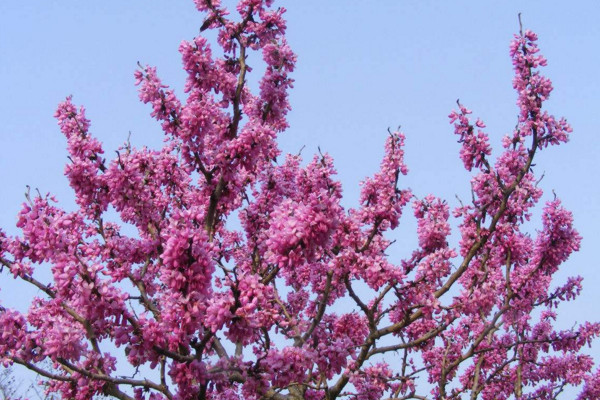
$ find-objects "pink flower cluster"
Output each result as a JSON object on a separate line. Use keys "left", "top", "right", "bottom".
{"left": 349, "top": 363, "right": 393, "bottom": 400}
{"left": 356, "top": 132, "right": 410, "bottom": 230}
{"left": 509, "top": 29, "right": 572, "bottom": 149}
{"left": 55, "top": 97, "right": 107, "bottom": 216}
{"left": 449, "top": 105, "right": 492, "bottom": 171}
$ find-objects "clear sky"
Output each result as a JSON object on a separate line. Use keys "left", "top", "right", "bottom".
{"left": 1, "top": 0, "right": 599, "bottom": 396}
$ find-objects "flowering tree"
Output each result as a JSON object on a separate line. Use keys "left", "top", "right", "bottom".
{"left": 0, "top": 1, "right": 598, "bottom": 399}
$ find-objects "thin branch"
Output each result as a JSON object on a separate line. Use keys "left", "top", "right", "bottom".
{"left": 302, "top": 271, "right": 333, "bottom": 343}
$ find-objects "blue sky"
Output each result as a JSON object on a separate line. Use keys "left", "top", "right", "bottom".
{"left": 1, "top": 0, "right": 599, "bottom": 395}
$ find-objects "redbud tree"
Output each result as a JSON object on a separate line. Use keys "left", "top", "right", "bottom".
{"left": 0, "top": 1, "right": 598, "bottom": 399}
